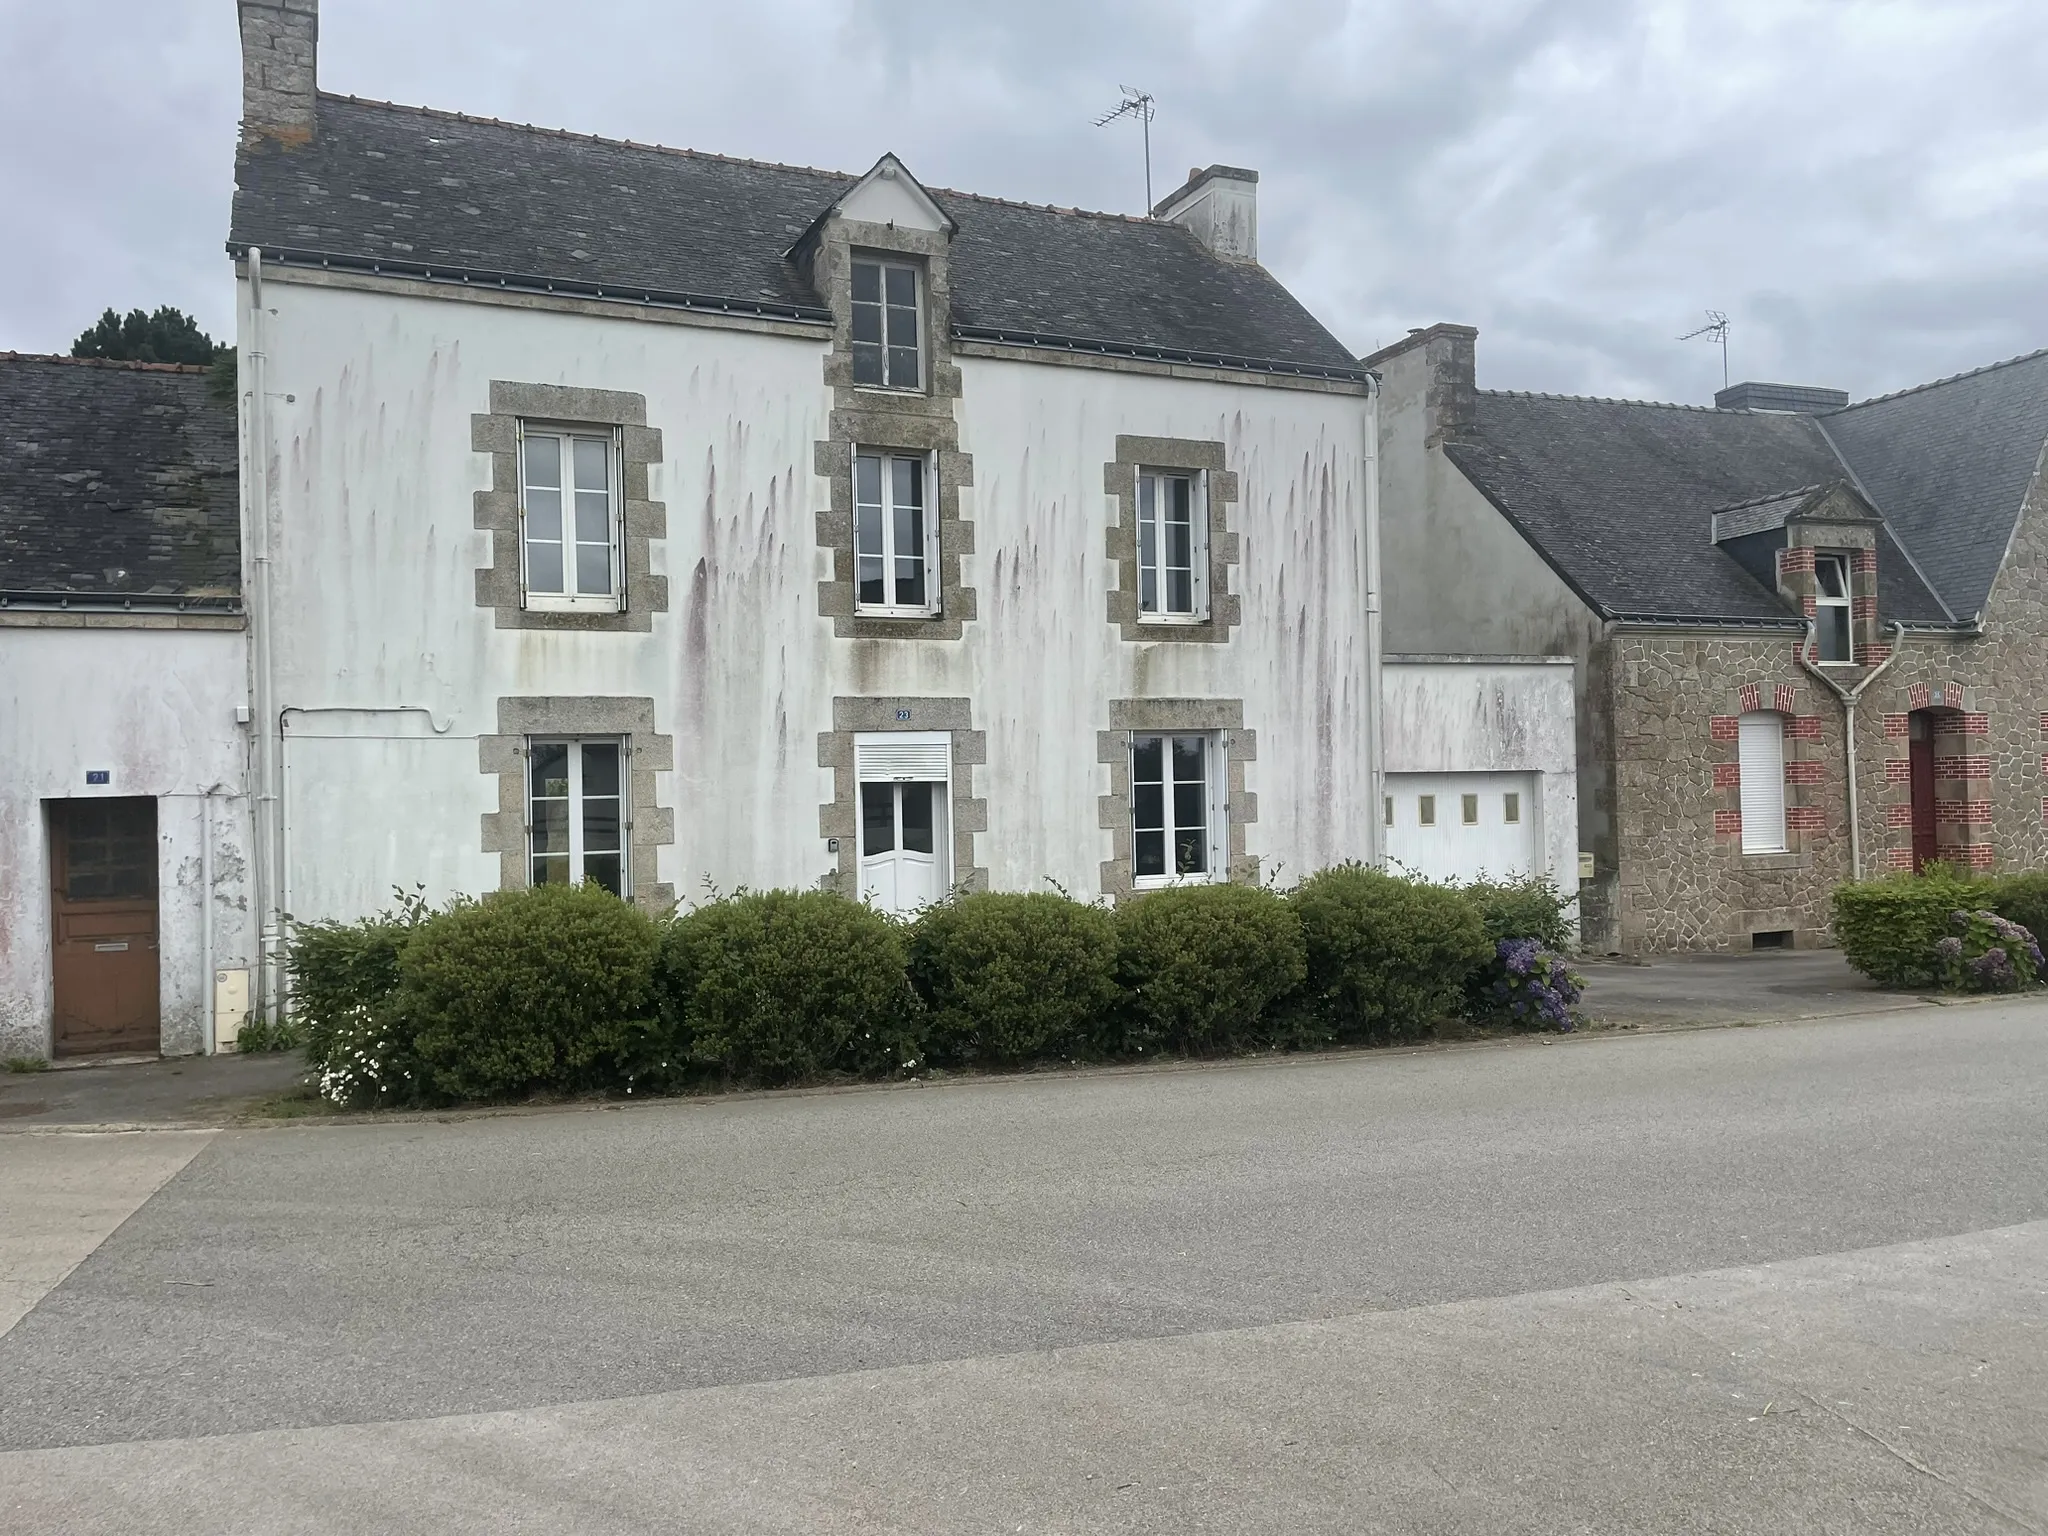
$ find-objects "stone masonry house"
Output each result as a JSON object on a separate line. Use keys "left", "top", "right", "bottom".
{"left": 1371, "top": 323, "right": 2048, "bottom": 953}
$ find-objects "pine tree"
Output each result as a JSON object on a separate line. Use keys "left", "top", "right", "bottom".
{"left": 71, "top": 306, "right": 223, "bottom": 367}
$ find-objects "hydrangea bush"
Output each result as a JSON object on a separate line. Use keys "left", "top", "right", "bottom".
{"left": 1934, "top": 909, "right": 2043, "bottom": 993}
{"left": 1475, "top": 937, "right": 1584, "bottom": 1032}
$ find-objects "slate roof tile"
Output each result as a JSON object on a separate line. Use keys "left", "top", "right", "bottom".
{"left": 0, "top": 355, "right": 240, "bottom": 602}
{"left": 229, "top": 96, "right": 1362, "bottom": 377}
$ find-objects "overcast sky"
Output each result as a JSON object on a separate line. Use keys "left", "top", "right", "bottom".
{"left": 4, "top": 0, "right": 2043, "bottom": 402}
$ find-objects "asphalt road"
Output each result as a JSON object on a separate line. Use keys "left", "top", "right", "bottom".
{"left": 4, "top": 1001, "right": 2046, "bottom": 1532}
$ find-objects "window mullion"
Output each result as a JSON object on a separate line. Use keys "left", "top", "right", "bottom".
{"left": 566, "top": 740, "right": 585, "bottom": 883}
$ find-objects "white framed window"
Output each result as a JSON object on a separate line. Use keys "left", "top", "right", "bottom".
{"left": 1460, "top": 793, "right": 1480, "bottom": 825}
{"left": 854, "top": 732, "right": 951, "bottom": 914}
{"left": 1137, "top": 470, "right": 1209, "bottom": 620}
{"left": 854, "top": 449, "right": 939, "bottom": 616}
{"left": 1417, "top": 794, "right": 1436, "bottom": 827}
{"left": 1131, "top": 731, "right": 1225, "bottom": 886}
{"left": 519, "top": 423, "right": 623, "bottom": 612}
{"left": 528, "top": 738, "right": 626, "bottom": 897}
{"left": 1814, "top": 552, "right": 1853, "bottom": 663}
{"left": 1503, "top": 791, "right": 1521, "bottom": 825}
{"left": 851, "top": 258, "right": 922, "bottom": 390}
{"left": 1738, "top": 712, "right": 1787, "bottom": 854}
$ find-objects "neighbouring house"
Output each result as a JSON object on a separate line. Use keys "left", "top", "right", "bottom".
{"left": 0, "top": 354, "right": 255, "bottom": 1060}
{"left": 1371, "top": 322, "right": 2048, "bottom": 953}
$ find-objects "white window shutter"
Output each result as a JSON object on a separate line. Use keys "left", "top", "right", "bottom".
{"left": 1193, "top": 472, "right": 1211, "bottom": 618}
{"left": 514, "top": 419, "right": 530, "bottom": 611}
{"left": 613, "top": 427, "right": 628, "bottom": 613}
{"left": 1738, "top": 713, "right": 1787, "bottom": 853}
{"left": 855, "top": 733, "right": 951, "bottom": 782}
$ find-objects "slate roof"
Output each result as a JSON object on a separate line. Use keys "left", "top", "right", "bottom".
{"left": 1441, "top": 352, "right": 2048, "bottom": 628}
{"left": 0, "top": 355, "right": 240, "bottom": 607}
{"left": 228, "top": 95, "right": 1364, "bottom": 378}
{"left": 1819, "top": 349, "right": 2048, "bottom": 619}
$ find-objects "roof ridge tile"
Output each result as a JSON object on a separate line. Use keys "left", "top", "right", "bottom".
{"left": 1832, "top": 345, "right": 2048, "bottom": 412}
{"left": 0, "top": 351, "right": 210, "bottom": 375}
{"left": 1480, "top": 388, "right": 1733, "bottom": 413}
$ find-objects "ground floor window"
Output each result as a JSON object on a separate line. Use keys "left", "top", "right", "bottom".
{"left": 1737, "top": 712, "right": 1787, "bottom": 854}
{"left": 1132, "top": 732, "right": 1223, "bottom": 886}
{"left": 529, "top": 738, "right": 625, "bottom": 896}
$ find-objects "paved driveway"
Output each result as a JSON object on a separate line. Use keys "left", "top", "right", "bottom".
{"left": 1577, "top": 946, "right": 1919, "bottom": 1026}
{"left": 3, "top": 1001, "right": 2045, "bottom": 1533}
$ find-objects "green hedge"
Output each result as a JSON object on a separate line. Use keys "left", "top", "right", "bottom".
{"left": 404, "top": 883, "right": 661, "bottom": 1101}
{"left": 1291, "top": 864, "right": 1491, "bottom": 1041}
{"left": 287, "top": 888, "right": 428, "bottom": 1070}
{"left": 1832, "top": 870, "right": 1995, "bottom": 988}
{"left": 656, "top": 890, "right": 917, "bottom": 1083}
{"left": 1461, "top": 874, "right": 1576, "bottom": 950}
{"left": 909, "top": 892, "right": 1118, "bottom": 1065}
{"left": 1990, "top": 872, "right": 2048, "bottom": 950}
{"left": 1112, "top": 883, "right": 1305, "bottom": 1054}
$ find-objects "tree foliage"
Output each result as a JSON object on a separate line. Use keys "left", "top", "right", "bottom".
{"left": 71, "top": 306, "right": 223, "bottom": 366}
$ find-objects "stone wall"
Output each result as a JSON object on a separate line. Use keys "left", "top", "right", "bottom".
{"left": 1605, "top": 448, "right": 2048, "bottom": 951}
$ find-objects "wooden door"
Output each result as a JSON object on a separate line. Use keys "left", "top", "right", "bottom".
{"left": 50, "top": 797, "right": 160, "bottom": 1057}
{"left": 1909, "top": 716, "right": 1938, "bottom": 873}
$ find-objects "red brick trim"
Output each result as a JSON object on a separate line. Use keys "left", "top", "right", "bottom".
{"left": 1713, "top": 809, "right": 1742, "bottom": 836}
{"left": 1908, "top": 683, "right": 1932, "bottom": 710}
{"left": 1958, "top": 844, "right": 1995, "bottom": 870}
{"left": 1788, "top": 715, "right": 1823, "bottom": 741}
{"left": 1860, "top": 644, "right": 1892, "bottom": 666}
{"left": 1785, "top": 760, "right": 1823, "bottom": 784}
{"left": 1851, "top": 548, "right": 1879, "bottom": 574}
{"left": 1936, "top": 799, "right": 1992, "bottom": 824}
{"left": 1960, "top": 713, "right": 1989, "bottom": 735}
{"left": 1737, "top": 682, "right": 1762, "bottom": 713}
{"left": 1885, "top": 803, "right": 1914, "bottom": 827}
{"left": 1710, "top": 715, "right": 1739, "bottom": 742}
{"left": 1885, "top": 758, "right": 1912, "bottom": 783}
{"left": 1773, "top": 682, "right": 1796, "bottom": 714}
{"left": 1881, "top": 712, "right": 1909, "bottom": 738}
{"left": 1712, "top": 762, "right": 1741, "bottom": 788}
{"left": 1786, "top": 806, "right": 1825, "bottom": 831}
{"left": 1886, "top": 848, "right": 1915, "bottom": 870}
{"left": 1934, "top": 755, "right": 1992, "bottom": 780}
{"left": 1778, "top": 547, "right": 1815, "bottom": 576}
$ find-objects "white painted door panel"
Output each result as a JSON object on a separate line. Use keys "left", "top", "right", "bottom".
{"left": 1385, "top": 772, "right": 1538, "bottom": 885}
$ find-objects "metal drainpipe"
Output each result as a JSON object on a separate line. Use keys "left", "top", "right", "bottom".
{"left": 1799, "top": 618, "right": 1905, "bottom": 882}
{"left": 200, "top": 788, "right": 214, "bottom": 1055}
{"left": 246, "top": 248, "right": 282, "bottom": 1022}
{"left": 1363, "top": 372, "right": 1386, "bottom": 868}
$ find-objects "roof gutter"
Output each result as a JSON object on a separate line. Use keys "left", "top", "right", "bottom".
{"left": 0, "top": 591, "right": 241, "bottom": 613}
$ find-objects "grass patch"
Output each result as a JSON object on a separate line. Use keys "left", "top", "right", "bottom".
{"left": 3, "top": 1056, "right": 50, "bottom": 1074}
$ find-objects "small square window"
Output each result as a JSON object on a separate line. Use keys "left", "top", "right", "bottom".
{"left": 1461, "top": 793, "right": 1479, "bottom": 825}
{"left": 1417, "top": 794, "right": 1436, "bottom": 827}
{"left": 1132, "top": 731, "right": 1223, "bottom": 887}
{"left": 853, "top": 449, "right": 939, "bottom": 617}
{"left": 519, "top": 425, "right": 622, "bottom": 612}
{"left": 1136, "top": 470, "right": 1209, "bottom": 622}
{"left": 851, "top": 258, "right": 923, "bottom": 391}
{"left": 1503, "top": 792, "right": 1521, "bottom": 825}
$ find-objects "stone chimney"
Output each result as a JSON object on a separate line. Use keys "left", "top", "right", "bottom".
{"left": 1713, "top": 381, "right": 1849, "bottom": 414}
{"left": 238, "top": 0, "right": 318, "bottom": 146}
{"left": 1153, "top": 165, "right": 1258, "bottom": 263}
{"left": 1362, "top": 323, "right": 1479, "bottom": 446}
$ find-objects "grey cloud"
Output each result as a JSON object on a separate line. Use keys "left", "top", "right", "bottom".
{"left": 1, "top": 0, "right": 2041, "bottom": 406}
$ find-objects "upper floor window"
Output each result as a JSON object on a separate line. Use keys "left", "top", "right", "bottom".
{"left": 1132, "top": 731, "right": 1225, "bottom": 887}
{"left": 854, "top": 449, "right": 939, "bottom": 617}
{"left": 851, "top": 259, "right": 922, "bottom": 390}
{"left": 529, "top": 738, "right": 625, "bottom": 896}
{"left": 1814, "top": 552, "right": 1853, "bottom": 663}
{"left": 1137, "top": 470, "right": 1209, "bottom": 620}
{"left": 520, "top": 424, "right": 622, "bottom": 611}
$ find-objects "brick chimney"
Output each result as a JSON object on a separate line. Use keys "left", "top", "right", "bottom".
{"left": 1153, "top": 165, "right": 1258, "bottom": 263}
{"left": 238, "top": 0, "right": 318, "bottom": 147}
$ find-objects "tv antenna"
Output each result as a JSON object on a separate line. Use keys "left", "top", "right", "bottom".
{"left": 1679, "top": 309, "right": 1730, "bottom": 389}
{"left": 1093, "top": 86, "right": 1156, "bottom": 211}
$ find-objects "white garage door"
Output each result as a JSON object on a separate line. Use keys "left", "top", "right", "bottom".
{"left": 1385, "top": 772, "right": 1539, "bottom": 886}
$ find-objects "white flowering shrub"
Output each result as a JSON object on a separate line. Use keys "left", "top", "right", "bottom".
{"left": 313, "top": 1003, "right": 420, "bottom": 1109}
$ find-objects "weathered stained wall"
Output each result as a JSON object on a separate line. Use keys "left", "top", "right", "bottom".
{"left": 0, "top": 626, "right": 253, "bottom": 1058}
{"left": 1372, "top": 335, "right": 1613, "bottom": 938}
{"left": 1383, "top": 657, "right": 1578, "bottom": 896}
{"left": 250, "top": 274, "right": 1377, "bottom": 922}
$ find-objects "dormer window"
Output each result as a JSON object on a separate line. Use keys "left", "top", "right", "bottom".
{"left": 1815, "top": 552, "right": 1853, "bottom": 663}
{"left": 851, "top": 258, "right": 922, "bottom": 390}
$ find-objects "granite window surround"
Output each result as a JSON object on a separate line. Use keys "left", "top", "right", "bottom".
{"left": 818, "top": 696, "right": 988, "bottom": 896}
{"left": 473, "top": 381, "right": 668, "bottom": 632}
{"left": 480, "top": 695, "right": 676, "bottom": 911}
{"left": 1097, "top": 697, "right": 1258, "bottom": 899}
{"left": 810, "top": 221, "right": 976, "bottom": 641}
{"left": 1106, "top": 435, "right": 1241, "bottom": 643}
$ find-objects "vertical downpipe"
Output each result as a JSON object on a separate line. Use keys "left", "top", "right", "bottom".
{"left": 201, "top": 790, "right": 214, "bottom": 1054}
{"left": 246, "top": 248, "right": 282, "bottom": 1022}
{"left": 1363, "top": 374, "right": 1386, "bottom": 868}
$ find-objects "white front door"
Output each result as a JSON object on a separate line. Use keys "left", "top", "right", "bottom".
{"left": 859, "top": 780, "right": 948, "bottom": 913}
